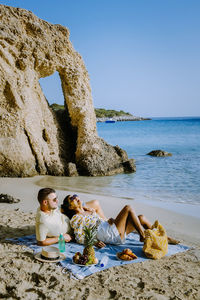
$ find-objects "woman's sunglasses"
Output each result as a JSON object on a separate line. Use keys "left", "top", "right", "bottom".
{"left": 70, "top": 194, "right": 78, "bottom": 200}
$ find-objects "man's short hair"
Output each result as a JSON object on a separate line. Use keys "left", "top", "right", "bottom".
{"left": 37, "top": 188, "right": 56, "bottom": 204}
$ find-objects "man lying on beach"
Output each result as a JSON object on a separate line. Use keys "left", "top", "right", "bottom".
{"left": 35, "top": 188, "right": 72, "bottom": 246}
{"left": 61, "top": 194, "right": 180, "bottom": 246}
{"left": 35, "top": 188, "right": 107, "bottom": 246}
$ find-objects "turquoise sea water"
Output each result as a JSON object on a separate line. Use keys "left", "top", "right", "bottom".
{"left": 96, "top": 117, "right": 200, "bottom": 206}
{"left": 40, "top": 117, "right": 200, "bottom": 209}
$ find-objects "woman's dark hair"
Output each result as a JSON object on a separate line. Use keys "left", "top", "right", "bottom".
{"left": 61, "top": 195, "right": 76, "bottom": 219}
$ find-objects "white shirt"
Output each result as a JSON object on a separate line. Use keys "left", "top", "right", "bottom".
{"left": 35, "top": 207, "right": 71, "bottom": 241}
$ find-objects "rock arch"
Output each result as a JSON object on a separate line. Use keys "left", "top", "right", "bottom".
{"left": 0, "top": 4, "right": 136, "bottom": 176}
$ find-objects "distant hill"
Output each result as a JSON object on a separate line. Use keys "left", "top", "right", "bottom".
{"left": 50, "top": 103, "right": 133, "bottom": 118}
{"left": 50, "top": 103, "right": 151, "bottom": 122}
{"left": 50, "top": 103, "right": 65, "bottom": 111}
{"left": 95, "top": 108, "right": 132, "bottom": 118}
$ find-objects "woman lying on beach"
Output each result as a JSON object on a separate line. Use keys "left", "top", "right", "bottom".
{"left": 61, "top": 194, "right": 179, "bottom": 246}
{"left": 61, "top": 195, "right": 107, "bottom": 220}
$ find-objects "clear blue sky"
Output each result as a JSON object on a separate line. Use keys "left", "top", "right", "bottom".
{"left": 1, "top": 0, "right": 200, "bottom": 117}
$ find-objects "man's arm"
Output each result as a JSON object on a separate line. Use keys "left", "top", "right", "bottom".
{"left": 36, "top": 218, "right": 72, "bottom": 246}
{"left": 37, "top": 236, "right": 59, "bottom": 246}
{"left": 37, "top": 233, "right": 72, "bottom": 246}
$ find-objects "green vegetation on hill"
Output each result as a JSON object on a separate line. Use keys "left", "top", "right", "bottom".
{"left": 50, "top": 103, "right": 132, "bottom": 118}
{"left": 50, "top": 103, "right": 65, "bottom": 111}
{"left": 95, "top": 108, "right": 132, "bottom": 118}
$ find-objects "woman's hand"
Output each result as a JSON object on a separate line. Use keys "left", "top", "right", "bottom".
{"left": 95, "top": 240, "right": 106, "bottom": 248}
{"left": 107, "top": 218, "right": 115, "bottom": 225}
{"left": 84, "top": 207, "right": 95, "bottom": 213}
{"left": 63, "top": 233, "right": 72, "bottom": 243}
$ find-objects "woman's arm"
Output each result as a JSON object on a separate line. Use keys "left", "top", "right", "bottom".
{"left": 83, "top": 207, "right": 95, "bottom": 213}
{"left": 84, "top": 200, "right": 107, "bottom": 220}
{"left": 95, "top": 240, "right": 106, "bottom": 248}
{"left": 107, "top": 218, "right": 115, "bottom": 225}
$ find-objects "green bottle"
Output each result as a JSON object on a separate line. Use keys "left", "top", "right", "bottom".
{"left": 58, "top": 233, "right": 65, "bottom": 252}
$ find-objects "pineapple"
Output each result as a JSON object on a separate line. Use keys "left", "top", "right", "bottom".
{"left": 83, "top": 225, "right": 98, "bottom": 264}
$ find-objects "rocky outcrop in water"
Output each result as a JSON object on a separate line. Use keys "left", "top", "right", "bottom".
{"left": 147, "top": 150, "right": 172, "bottom": 157}
{"left": 0, "top": 5, "right": 136, "bottom": 177}
{"left": 0, "top": 194, "right": 20, "bottom": 203}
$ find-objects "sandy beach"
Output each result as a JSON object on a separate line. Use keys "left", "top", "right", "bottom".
{"left": 0, "top": 1, "right": 200, "bottom": 299}
{"left": 0, "top": 176, "right": 200, "bottom": 299}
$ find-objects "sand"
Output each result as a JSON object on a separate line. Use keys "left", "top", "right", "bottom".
{"left": 0, "top": 176, "right": 200, "bottom": 299}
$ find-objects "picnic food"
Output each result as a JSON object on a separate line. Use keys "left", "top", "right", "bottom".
{"left": 83, "top": 225, "right": 97, "bottom": 264}
{"left": 73, "top": 252, "right": 98, "bottom": 265}
{"left": 73, "top": 252, "right": 89, "bottom": 265}
{"left": 73, "top": 225, "right": 98, "bottom": 265}
{"left": 117, "top": 248, "right": 137, "bottom": 260}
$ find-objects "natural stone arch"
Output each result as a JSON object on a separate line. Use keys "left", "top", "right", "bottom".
{"left": 0, "top": 4, "right": 136, "bottom": 176}
{"left": 39, "top": 71, "right": 65, "bottom": 109}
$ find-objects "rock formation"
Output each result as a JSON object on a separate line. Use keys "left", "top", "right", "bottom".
{"left": 0, "top": 5, "right": 136, "bottom": 177}
{"left": 0, "top": 194, "right": 20, "bottom": 203}
{"left": 147, "top": 150, "right": 172, "bottom": 157}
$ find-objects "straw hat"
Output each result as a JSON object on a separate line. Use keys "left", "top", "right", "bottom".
{"left": 35, "top": 246, "right": 66, "bottom": 263}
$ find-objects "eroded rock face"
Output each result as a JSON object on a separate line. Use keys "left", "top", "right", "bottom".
{"left": 0, "top": 5, "right": 136, "bottom": 176}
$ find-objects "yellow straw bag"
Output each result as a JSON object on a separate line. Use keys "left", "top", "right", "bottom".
{"left": 143, "top": 220, "right": 168, "bottom": 259}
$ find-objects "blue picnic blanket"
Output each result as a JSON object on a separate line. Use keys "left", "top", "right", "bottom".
{"left": 8, "top": 233, "right": 189, "bottom": 279}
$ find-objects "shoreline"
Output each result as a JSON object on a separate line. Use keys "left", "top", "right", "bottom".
{"left": 1, "top": 176, "right": 200, "bottom": 246}
{"left": 35, "top": 175, "right": 200, "bottom": 219}
{"left": 96, "top": 116, "right": 151, "bottom": 122}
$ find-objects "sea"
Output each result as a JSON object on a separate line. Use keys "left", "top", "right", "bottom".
{"left": 38, "top": 117, "right": 200, "bottom": 217}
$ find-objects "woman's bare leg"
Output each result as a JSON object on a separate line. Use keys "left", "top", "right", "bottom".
{"left": 138, "top": 214, "right": 152, "bottom": 229}
{"left": 85, "top": 200, "right": 107, "bottom": 220}
{"left": 114, "top": 205, "right": 145, "bottom": 240}
{"left": 138, "top": 214, "right": 180, "bottom": 244}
